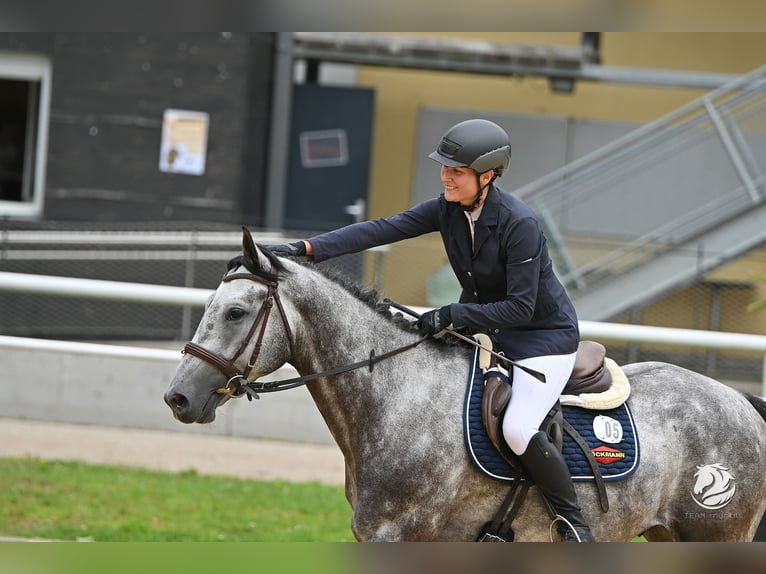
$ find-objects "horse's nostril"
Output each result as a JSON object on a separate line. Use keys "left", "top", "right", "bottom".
{"left": 166, "top": 392, "right": 189, "bottom": 412}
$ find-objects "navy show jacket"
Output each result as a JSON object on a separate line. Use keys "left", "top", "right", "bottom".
{"left": 309, "top": 185, "right": 579, "bottom": 359}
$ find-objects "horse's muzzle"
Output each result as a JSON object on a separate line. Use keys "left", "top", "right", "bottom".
{"left": 164, "top": 389, "right": 217, "bottom": 424}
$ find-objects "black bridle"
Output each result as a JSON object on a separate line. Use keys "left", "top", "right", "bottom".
{"left": 182, "top": 271, "right": 428, "bottom": 401}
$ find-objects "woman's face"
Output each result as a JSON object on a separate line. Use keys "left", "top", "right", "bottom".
{"left": 440, "top": 165, "right": 494, "bottom": 207}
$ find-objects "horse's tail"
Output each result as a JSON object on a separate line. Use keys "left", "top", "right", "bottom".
{"left": 744, "top": 392, "right": 766, "bottom": 424}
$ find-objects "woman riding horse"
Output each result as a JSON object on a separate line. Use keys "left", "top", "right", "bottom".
{"left": 269, "top": 118, "right": 593, "bottom": 542}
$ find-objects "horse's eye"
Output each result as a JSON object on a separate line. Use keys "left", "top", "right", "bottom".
{"left": 225, "top": 307, "right": 247, "bottom": 321}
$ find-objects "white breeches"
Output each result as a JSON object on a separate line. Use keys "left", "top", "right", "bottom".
{"left": 501, "top": 351, "right": 577, "bottom": 456}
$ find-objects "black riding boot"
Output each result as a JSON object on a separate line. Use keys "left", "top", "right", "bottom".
{"left": 518, "top": 431, "right": 595, "bottom": 542}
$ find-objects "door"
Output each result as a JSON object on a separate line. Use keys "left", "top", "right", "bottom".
{"left": 284, "top": 83, "right": 374, "bottom": 232}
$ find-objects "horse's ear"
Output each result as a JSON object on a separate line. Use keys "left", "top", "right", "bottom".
{"left": 241, "top": 226, "right": 272, "bottom": 273}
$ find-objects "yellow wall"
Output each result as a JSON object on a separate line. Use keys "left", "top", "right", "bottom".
{"left": 358, "top": 33, "right": 766, "bottom": 222}
{"left": 351, "top": 33, "right": 766, "bottom": 330}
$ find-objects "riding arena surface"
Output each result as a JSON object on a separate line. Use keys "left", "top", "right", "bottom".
{"left": 0, "top": 417, "right": 345, "bottom": 485}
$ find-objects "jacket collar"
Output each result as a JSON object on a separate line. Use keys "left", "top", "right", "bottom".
{"left": 448, "top": 200, "right": 473, "bottom": 263}
{"left": 445, "top": 185, "right": 501, "bottom": 261}
{"left": 472, "top": 186, "right": 500, "bottom": 256}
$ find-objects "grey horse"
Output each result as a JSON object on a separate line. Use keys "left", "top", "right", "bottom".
{"left": 165, "top": 229, "right": 766, "bottom": 541}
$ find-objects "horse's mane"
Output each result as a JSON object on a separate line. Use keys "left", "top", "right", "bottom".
{"left": 230, "top": 247, "right": 459, "bottom": 345}
{"left": 293, "top": 258, "right": 463, "bottom": 348}
{"left": 295, "top": 256, "right": 420, "bottom": 333}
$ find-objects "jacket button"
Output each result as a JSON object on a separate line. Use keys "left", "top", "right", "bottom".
{"left": 494, "top": 329, "right": 500, "bottom": 333}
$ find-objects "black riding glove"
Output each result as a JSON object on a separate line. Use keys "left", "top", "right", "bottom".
{"left": 417, "top": 306, "right": 452, "bottom": 336}
{"left": 267, "top": 241, "right": 307, "bottom": 257}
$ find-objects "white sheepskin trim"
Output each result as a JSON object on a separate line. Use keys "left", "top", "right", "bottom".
{"left": 560, "top": 357, "right": 631, "bottom": 410}
{"left": 475, "top": 333, "right": 494, "bottom": 371}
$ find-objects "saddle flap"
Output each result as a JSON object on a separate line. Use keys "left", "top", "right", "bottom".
{"left": 481, "top": 374, "right": 512, "bottom": 449}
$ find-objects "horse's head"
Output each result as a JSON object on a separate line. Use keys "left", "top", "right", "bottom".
{"left": 164, "top": 227, "right": 294, "bottom": 423}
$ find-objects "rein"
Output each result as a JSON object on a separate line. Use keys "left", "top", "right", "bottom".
{"left": 239, "top": 336, "right": 427, "bottom": 399}
{"left": 182, "top": 271, "right": 428, "bottom": 401}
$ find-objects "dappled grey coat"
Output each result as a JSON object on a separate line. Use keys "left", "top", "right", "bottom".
{"left": 309, "top": 185, "right": 579, "bottom": 359}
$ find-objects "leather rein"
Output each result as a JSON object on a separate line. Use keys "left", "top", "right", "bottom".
{"left": 182, "top": 271, "right": 427, "bottom": 401}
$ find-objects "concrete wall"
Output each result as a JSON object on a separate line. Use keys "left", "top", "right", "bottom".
{"left": 0, "top": 344, "right": 336, "bottom": 445}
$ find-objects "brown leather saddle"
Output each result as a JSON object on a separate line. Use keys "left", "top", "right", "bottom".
{"left": 565, "top": 340, "right": 612, "bottom": 395}
{"left": 481, "top": 340, "right": 612, "bottom": 465}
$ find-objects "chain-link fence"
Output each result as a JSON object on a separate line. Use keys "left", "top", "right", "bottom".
{"left": 0, "top": 222, "right": 378, "bottom": 343}
{"left": 1, "top": 221, "right": 765, "bottom": 393}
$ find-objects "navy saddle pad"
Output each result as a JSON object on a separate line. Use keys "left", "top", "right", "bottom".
{"left": 463, "top": 347, "right": 640, "bottom": 484}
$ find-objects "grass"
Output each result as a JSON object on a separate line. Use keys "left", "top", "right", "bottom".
{"left": 1, "top": 456, "right": 648, "bottom": 543}
{"left": 0, "top": 456, "right": 354, "bottom": 542}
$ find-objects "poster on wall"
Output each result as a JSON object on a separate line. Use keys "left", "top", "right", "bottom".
{"left": 299, "top": 129, "right": 349, "bottom": 168}
{"left": 159, "top": 109, "right": 210, "bottom": 175}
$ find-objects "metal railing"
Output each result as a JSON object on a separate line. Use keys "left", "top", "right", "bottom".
{"left": 515, "top": 65, "right": 766, "bottom": 311}
{"left": 2, "top": 271, "right": 766, "bottom": 395}
{"left": 0, "top": 228, "right": 388, "bottom": 341}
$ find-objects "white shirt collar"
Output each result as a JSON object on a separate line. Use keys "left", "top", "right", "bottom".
{"left": 465, "top": 203, "right": 484, "bottom": 224}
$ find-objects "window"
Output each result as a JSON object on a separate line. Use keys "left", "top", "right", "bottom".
{"left": 0, "top": 52, "right": 51, "bottom": 219}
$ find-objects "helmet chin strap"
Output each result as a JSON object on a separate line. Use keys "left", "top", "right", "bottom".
{"left": 462, "top": 173, "right": 496, "bottom": 212}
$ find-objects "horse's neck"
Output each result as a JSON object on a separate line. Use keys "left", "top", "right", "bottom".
{"left": 286, "top": 270, "right": 400, "bottom": 369}
{"left": 290, "top": 275, "right": 413, "bottom": 390}
{"left": 286, "top": 270, "right": 441, "bottom": 451}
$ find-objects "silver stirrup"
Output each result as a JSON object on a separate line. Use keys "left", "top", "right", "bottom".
{"left": 549, "top": 515, "right": 582, "bottom": 542}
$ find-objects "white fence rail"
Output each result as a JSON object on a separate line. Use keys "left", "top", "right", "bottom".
{"left": 0, "top": 271, "right": 210, "bottom": 306}
{"left": 2, "top": 271, "right": 766, "bottom": 395}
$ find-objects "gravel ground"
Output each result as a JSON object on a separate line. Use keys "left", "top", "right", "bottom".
{"left": 0, "top": 417, "right": 345, "bottom": 485}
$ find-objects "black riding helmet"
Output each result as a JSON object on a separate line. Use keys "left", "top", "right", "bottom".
{"left": 429, "top": 119, "right": 511, "bottom": 210}
{"left": 428, "top": 119, "right": 511, "bottom": 177}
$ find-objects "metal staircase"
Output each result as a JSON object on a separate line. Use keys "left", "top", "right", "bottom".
{"left": 515, "top": 65, "right": 766, "bottom": 321}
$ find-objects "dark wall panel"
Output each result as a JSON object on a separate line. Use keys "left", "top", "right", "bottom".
{"left": 0, "top": 33, "right": 275, "bottom": 225}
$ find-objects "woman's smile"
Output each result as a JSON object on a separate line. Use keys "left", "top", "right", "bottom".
{"left": 441, "top": 166, "right": 477, "bottom": 205}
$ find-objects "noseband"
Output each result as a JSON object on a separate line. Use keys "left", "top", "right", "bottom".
{"left": 183, "top": 271, "right": 429, "bottom": 402}
{"left": 182, "top": 272, "right": 295, "bottom": 400}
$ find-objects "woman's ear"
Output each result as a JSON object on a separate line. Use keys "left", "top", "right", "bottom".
{"left": 480, "top": 170, "right": 495, "bottom": 187}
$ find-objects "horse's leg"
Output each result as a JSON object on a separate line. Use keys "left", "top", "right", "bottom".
{"left": 350, "top": 490, "right": 451, "bottom": 541}
{"left": 641, "top": 525, "right": 675, "bottom": 541}
{"left": 348, "top": 453, "right": 472, "bottom": 541}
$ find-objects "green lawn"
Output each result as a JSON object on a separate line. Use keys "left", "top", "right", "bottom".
{"left": 0, "top": 456, "right": 354, "bottom": 542}
{"left": 1, "top": 455, "right": 650, "bottom": 544}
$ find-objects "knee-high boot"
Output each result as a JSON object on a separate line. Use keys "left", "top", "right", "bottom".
{"left": 518, "top": 431, "right": 595, "bottom": 542}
